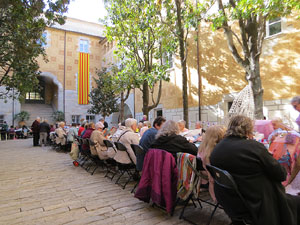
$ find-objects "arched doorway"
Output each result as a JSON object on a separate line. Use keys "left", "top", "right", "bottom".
{"left": 110, "top": 104, "right": 133, "bottom": 125}
{"left": 21, "top": 72, "right": 63, "bottom": 124}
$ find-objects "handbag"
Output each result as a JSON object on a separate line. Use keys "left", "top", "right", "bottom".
{"left": 70, "top": 142, "right": 79, "bottom": 160}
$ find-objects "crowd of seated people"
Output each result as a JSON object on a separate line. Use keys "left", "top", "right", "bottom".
{"left": 34, "top": 97, "right": 300, "bottom": 225}
{"left": 0, "top": 123, "right": 31, "bottom": 140}
{"left": 210, "top": 115, "right": 300, "bottom": 225}
{"left": 81, "top": 113, "right": 300, "bottom": 224}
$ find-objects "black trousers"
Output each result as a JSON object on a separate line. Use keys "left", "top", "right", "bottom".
{"left": 33, "top": 132, "right": 39, "bottom": 146}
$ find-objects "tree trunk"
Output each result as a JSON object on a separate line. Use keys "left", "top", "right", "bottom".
{"left": 142, "top": 80, "right": 149, "bottom": 119}
{"left": 247, "top": 58, "right": 264, "bottom": 119}
{"left": 175, "top": 0, "right": 189, "bottom": 128}
{"left": 119, "top": 91, "right": 125, "bottom": 122}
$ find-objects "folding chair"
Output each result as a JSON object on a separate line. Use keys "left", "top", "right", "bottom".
{"left": 130, "top": 144, "right": 143, "bottom": 193}
{"left": 53, "top": 133, "right": 62, "bottom": 151}
{"left": 80, "top": 138, "right": 93, "bottom": 170}
{"left": 178, "top": 155, "right": 221, "bottom": 225}
{"left": 76, "top": 137, "right": 84, "bottom": 162}
{"left": 88, "top": 139, "right": 105, "bottom": 175}
{"left": 114, "top": 141, "right": 136, "bottom": 189}
{"left": 103, "top": 139, "right": 118, "bottom": 180}
{"left": 206, "top": 165, "right": 255, "bottom": 225}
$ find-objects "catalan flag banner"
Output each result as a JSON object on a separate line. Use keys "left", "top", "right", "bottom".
{"left": 78, "top": 52, "right": 90, "bottom": 104}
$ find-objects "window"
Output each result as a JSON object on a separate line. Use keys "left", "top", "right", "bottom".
{"left": 25, "top": 92, "right": 43, "bottom": 101}
{"left": 37, "top": 32, "right": 48, "bottom": 47}
{"left": 72, "top": 115, "right": 80, "bottom": 124}
{"left": 156, "top": 109, "right": 163, "bottom": 117}
{"left": 25, "top": 78, "right": 44, "bottom": 103}
{"left": 41, "top": 32, "right": 47, "bottom": 47}
{"left": 267, "top": 17, "right": 281, "bottom": 37}
{"left": 86, "top": 115, "right": 95, "bottom": 123}
{"left": 0, "top": 115, "right": 4, "bottom": 125}
{"left": 79, "top": 39, "right": 89, "bottom": 53}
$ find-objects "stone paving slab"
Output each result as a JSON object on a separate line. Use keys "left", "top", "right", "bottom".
{"left": 0, "top": 139, "right": 230, "bottom": 225}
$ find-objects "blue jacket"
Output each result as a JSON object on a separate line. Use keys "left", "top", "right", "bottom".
{"left": 137, "top": 128, "right": 157, "bottom": 171}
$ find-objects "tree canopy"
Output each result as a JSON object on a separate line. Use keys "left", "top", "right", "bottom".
{"left": 88, "top": 67, "right": 120, "bottom": 118}
{"left": 0, "top": 0, "right": 69, "bottom": 99}
{"left": 208, "top": 0, "right": 300, "bottom": 118}
{"left": 104, "top": 0, "right": 177, "bottom": 117}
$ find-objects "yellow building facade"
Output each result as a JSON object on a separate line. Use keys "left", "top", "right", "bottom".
{"left": 1, "top": 18, "right": 113, "bottom": 125}
{"left": 134, "top": 14, "right": 300, "bottom": 129}
{"left": 1, "top": 15, "right": 299, "bottom": 128}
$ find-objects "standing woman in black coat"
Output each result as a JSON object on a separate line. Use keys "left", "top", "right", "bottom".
{"left": 210, "top": 115, "right": 300, "bottom": 225}
{"left": 150, "top": 120, "right": 197, "bottom": 157}
{"left": 31, "top": 117, "right": 41, "bottom": 146}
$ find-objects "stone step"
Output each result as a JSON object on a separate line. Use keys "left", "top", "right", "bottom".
{"left": 21, "top": 104, "right": 56, "bottom": 126}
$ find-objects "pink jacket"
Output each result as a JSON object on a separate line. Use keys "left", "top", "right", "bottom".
{"left": 134, "top": 149, "right": 178, "bottom": 214}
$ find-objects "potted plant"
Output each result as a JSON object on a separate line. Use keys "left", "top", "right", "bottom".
{"left": 52, "top": 111, "right": 65, "bottom": 122}
{"left": 14, "top": 111, "right": 30, "bottom": 127}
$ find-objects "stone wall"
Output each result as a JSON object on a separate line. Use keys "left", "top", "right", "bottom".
{"left": 135, "top": 98, "right": 299, "bottom": 130}
{"left": 0, "top": 88, "right": 21, "bottom": 126}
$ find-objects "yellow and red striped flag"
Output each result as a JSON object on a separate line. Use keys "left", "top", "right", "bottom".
{"left": 78, "top": 52, "right": 90, "bottom": 104}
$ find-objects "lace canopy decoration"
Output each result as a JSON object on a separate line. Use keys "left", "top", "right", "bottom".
{"left": 228, "top": 84, "right": 255, "bottom": 120}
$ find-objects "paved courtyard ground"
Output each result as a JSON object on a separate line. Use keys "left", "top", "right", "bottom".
{"left": 0, "top": 139, "right": 230, "bottom": 225}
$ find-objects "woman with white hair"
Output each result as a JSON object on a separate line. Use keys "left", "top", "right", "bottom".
{"left": 55, "top": 121, "right": 67, "bottom": 146}
{"left": 90, "top": 122, "right": 115, "bottom": 160}
{"left": 114, "top": 118, "right": 139, "bottom": 164}
{"left": 150, "top": 120, "right": 197, "bottom": 157}
{"left": 178, "top": 120, "right": 189, "bottom": 136}
{"left": 140, "top": 121, "right": 150, "bottom": 137}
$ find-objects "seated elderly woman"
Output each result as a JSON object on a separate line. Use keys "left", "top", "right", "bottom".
{"left": 139, "top": 121, "right": 150, "bottom": 137}
{"left": 268, "top": 117, "right": 290, "bottom": 143}
{"left": 67, "top": 123, "right": 78, "bottom": 143}
{"left": 90, "top": 122, "right": 115, "bottom": 160}
{"left": 184, "top": 121, "right": 204, "bottom": 142}
{"left": 210, "top": 115, "right": 300, "bottom": 225}
{"left": 82, "top": 122, "right": 95, "bottom": 151}
{"left": 114, "top": 118, "right": 139, "bottom": 164}
{"left": 55, "top": 122, "right": 67, "bottom": 146}
{"left": 150, "top": 120, "right": 197, "bottom": 157}
{"left": 178, "top": 120, "right": 189, "bottom": 136}
{"left": 197, "top": 125, "right": 226, "bottom": 202}
{"left": 111, "top": 121, "right": 126, "bottom": 142}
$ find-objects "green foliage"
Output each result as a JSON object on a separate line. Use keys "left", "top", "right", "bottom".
{"left": 209, "top": 0, "right": 299, "bottom": 30}
{"left": 104, "top": 0, "right": 177, "bottom": 114}
{"left": 206, "top": 0, "right": 300, "bottom": 119}
{"left": 88, "top": 67, "right": 120, "bottom": 118}
{"left": 0, "top": 0, "right": 69, "bottom": 99}
{"left": 14, "top": 111, "right": 30, "bottom": 122}
{"left": 52, "top": 111, "right": 65, "bottom": 122}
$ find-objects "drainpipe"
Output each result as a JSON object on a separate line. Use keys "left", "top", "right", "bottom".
{"left": 133, "top": 88, "right": 136, "bottom": 119}
{"left": 12, "top": 88, "right": 14, "bottom": 127}
{"left": 196, "top": 0, "right": 202, "bottom": 121}
{"left": 63, "top": 30, "right": 66, "bottom": 120}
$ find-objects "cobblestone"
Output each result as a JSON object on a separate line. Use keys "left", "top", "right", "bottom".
{"left": 0, "top": 139, "right": 230, "bottom": 225}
